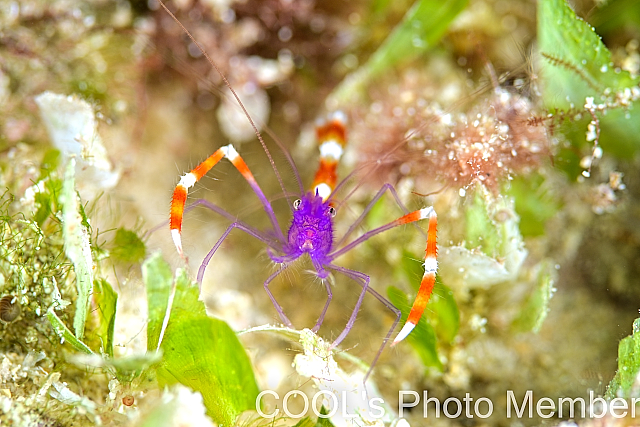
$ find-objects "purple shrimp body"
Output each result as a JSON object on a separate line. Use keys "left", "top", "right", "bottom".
{"left": 285, "top": 192, "right": 335, "bottom": 272}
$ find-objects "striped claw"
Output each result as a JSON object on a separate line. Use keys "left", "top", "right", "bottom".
{"left": 391, "top": 208, "right": 438, "bottom": 346}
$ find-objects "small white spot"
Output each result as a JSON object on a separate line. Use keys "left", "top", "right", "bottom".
{"left": 459, "top": 188, "right": 466, "bottom": 197}
{"left": 580, "top": 155, "right": 593, "bottom": 169}
{"left": 593, "top": 146, "right": 603, "bottom": 159}
{"left": 499, "top": 90, "right": 511, "bottom": 104}
{"left": 584, "top": 96, "right": 595, "bottom": 109}
{"left": 330, "top": 110, "right": 347, "bottom": 125}
{"left": 319, "top": 140, "right": 344, "bottom": 160}
{"left": 222, "top": 144, "right": 239, "bottom": 161}
{"left": 278, "top": 26, "right": 293, "bottom": 42}
{"left": 370, "top": 101, "right": 383, "bottom": 114}
{"left": 423, "top": 257, "right": 438, "bottom": 274}
{"left": 469, "top": 313, "right": 487, "bottom": 333}
{"left": 178, "top": 173, "right": 197, "bottom": 189}
{"left": 314, "top": 183, "right": 332, "bottom": 201}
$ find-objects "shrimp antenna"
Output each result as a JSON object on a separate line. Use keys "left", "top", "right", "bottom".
{"left": 156, "top": 0, "right": 291, "bottom": 201}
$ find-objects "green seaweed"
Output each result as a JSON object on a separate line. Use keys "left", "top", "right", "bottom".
{"left": 61, "top": 159, "right": 94, "bottom": 340}
{"left": 363, "top": 0, "right": 468, "bottom": 79}
{"left": 143, "top": 253, "right": 260, "bottom": 426}
{"left": 47, "top": 307, "right": 94, "bottom": 355}
{"left": 4, "top": 0, "right": 640, "bottom": 425}
{"left": 136, "top": 398, "right": 179, "bottom": 427}
{"left": 93, "top": 278, "right": 118, "bottom": 357}
{"left": 314, "top": 407, "right": 336, "bottom": 426}
{"left": 106, "top": 352, "right": 162, "bottom": 384}
{"left": 110, "top": 227, "right": 146, "bottom": 263}
{"left": 538, "top": 0, "right": 640, "bottom": 158}
{"left": 328, "top": 0, "right": 467, "bottom": 106}
{"left": 512, "top": 260, "right": 557, "bottom": 333}
{"left": 506, "top": 175, "right": 560, "bottom": 238}
{"left": 539, "top": 0, "right": 638, "bottom": 104}
{"left": 465, "top": 189, "right": 500, "bottom": 256}
{"left": 606, "top": 318, "right": 640, "bottom": 399}
{"left": 33, "top": 177, "right": 62, "bottom": 227}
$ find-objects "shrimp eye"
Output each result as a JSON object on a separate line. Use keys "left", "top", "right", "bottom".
{"left": 293, "top": 199, "right": 302, "bottom": 210}
{"left": 328, "top": 206, "right": 337, "bottom": 217}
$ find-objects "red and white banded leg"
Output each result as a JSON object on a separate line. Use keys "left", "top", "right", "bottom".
{"left": 170, "top": 144, "right": 280, "bottom": 256}
{"left": 392, "top": 208, "right": 438, "bottom": 345}
{"left": 329, "top": 206, "right": 436, "bottom": 260}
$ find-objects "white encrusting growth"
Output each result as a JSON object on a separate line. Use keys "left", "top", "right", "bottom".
{"left": 178, "top": 172, "right": 197, "bottom": 189}
{"left": 222, "top": 144, "right": 239, "bottom": 161}
{"left": 315, "top": 183, "right": 332, "bottom": 201}
{"left": 319, "top": 140, "right": 344, "bottom": 160}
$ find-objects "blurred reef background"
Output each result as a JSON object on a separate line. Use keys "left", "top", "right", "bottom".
{"left": 1, "top": 0, "right": 640, "bottom": 425}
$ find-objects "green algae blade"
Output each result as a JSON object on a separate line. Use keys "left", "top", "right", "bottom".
{"left": 61, "top": 158, "right": 94, "bottom": 340}
{"left": 606, "top": 318, "right": 640, "bottom": 399}
{"left": 539, "top": 0, "right": 640, "bottom": 158}
{"left": 93, "top": 278, "right": 118, "bottom": 358}
{"left": 329, "top": 0, "right": 467, "bottom": 107}
{"left": 47, "top": 307, "right": 94, "bottom": 355}
{"left": 110, "top": 228, "right": 146, "bottom": 263}
{"left": 512, "top": 261, "right": 557, "bottom": 333}
{"left": 539, "top": 0, "right": 638, "bottom": 105}
{"left": 143, "top": 253, "right": 259, "bottom": 426}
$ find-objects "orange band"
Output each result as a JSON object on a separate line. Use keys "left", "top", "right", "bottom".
{"left": 170, "top": 185, "right": 188, "bottom": 232}
{"left": 192, "top": 150, "right": 225, "bottom": 180}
